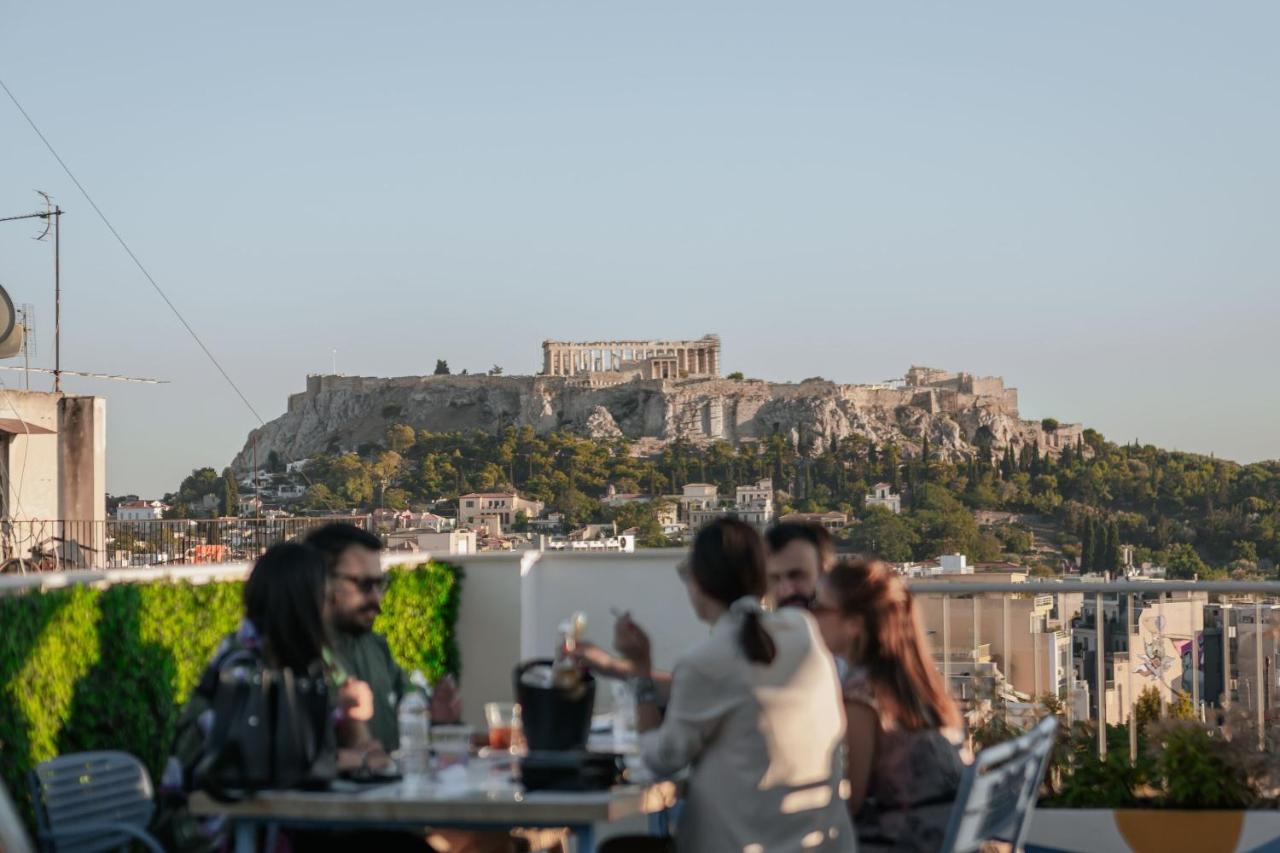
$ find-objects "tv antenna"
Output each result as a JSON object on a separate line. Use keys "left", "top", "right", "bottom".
{"left": 1, "top": 193, "right": 167, "bottom": 388}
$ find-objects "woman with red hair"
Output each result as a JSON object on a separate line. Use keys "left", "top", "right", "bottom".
{"left": 812, "top": 557, "right": 970, "bottom": 852}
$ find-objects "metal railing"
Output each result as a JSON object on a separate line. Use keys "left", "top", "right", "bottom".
{"left": 908, "top": 578, "right": 1280, "bottom": 757}
{"left": 0, "top": 516, "right": 373, "bottom": 572}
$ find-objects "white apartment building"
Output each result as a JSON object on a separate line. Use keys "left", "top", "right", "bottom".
{"left": 115, "top": 500, "right": 166, "bottom": 521}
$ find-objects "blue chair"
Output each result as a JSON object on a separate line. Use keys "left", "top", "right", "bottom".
{"left": 28, "top": 751, "right": 164, "bottom": 852}
{"left": 1, "top": 773, "right": 36, "bottom": 853}
{"left": 940, "top": 714, "right": 1058, "bottom": 853}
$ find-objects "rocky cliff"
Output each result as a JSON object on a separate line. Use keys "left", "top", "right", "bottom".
{"left": 232, "top": 370, "right": 1082, "bottom": 470}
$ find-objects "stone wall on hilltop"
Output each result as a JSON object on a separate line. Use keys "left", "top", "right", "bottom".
{"left": 233, "top": 372, "right": 1082, "bottom": 470}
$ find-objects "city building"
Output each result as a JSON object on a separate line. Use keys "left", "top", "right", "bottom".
{"left": 387, "top": 528, "right": 478, "bottom": 555}
{"left": 0, "top": 389, "right": 107, "bottom": 564}
{"left": 915, "top": 571, "right": 1072, "bottom": 704}
{"left": 733, "top": 478, "right": 774, "bottom": 529}
{"left": 777, "top": 511, "right": 849, "bottom": 531}
{"left": 679, "top": 483, "right": 719, "bottom": 512}
{"left": 457, "top": 491, "right": 546, "bottom": 534}
{"left": 865, "top": 482, "right": 902, "bottom": 514}
{"left": 115, "top": 499, "right": 166, "bottom": 521}
{"left": 688, "top": 479, "right": 774, "bottom": 532}
{"left": 544, "top": 528, "right": 637, "bottom": 553}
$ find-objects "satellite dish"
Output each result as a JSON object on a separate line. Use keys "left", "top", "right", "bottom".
{"left": 0, "top": 285, "right": 25, "bottom": 359}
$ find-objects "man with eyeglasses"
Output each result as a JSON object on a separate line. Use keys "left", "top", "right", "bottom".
{"left": 305, "top": 523, "right": 462, "bottom": 751}
{"left": 305, "top": 523, "right": 566, "bottom": 853}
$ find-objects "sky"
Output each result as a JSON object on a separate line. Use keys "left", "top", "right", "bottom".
{"left": 1, "top": 2, "right": 1278, "bottom": 497}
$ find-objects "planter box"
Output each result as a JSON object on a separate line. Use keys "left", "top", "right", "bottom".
{"left": 1027, "top": 808, "right": 1280, "bottom": 853}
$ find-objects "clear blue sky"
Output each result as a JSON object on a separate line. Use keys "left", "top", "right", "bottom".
{"left": 2, "top": 2, "right": 1277, "bottom": 497}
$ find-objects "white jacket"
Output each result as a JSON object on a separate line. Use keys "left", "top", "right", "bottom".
{"left": 640, "top": 606, "right": 857, "bottom": 852}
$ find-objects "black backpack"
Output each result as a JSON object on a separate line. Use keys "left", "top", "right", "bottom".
{"left": 193, "top": 649, "right": 338, "bottom": 801}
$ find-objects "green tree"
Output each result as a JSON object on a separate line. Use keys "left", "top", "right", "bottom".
{"left": 304, "top": 483, "right": 337, "bottom": 511}
{"left": 727, "top": 371, "right": 745, "bottom": 381}
{"left": 1165, "top": 543, "right": 1210, "bottom": 580}
{"left": 1106, "top": 519, "right": 1121, "bottom": 571}
{"left": 371, "top": 451, "right": 404, "bottom": 507}
{"left": 1231, "top": 540, "right": 1259, "bottom": 566}
{"left": 434, "top": 359, "right": 450, "bottom": 375}
{"left": 176, "top": 467, "right": 221, "bottom": 505}
{"left": 846, "top": 507, "right": 918, "bottom": 562}
{"left": 221, "top": 468, "right": 239, "bottom": 517}
{"left": 611, "top": 502, "right": 669, "bottom": 548}
{"left": 913, "top": 485, "right": 984, "bottom": 559}
{"left": 1167, "top": 691, "right": 1195, "bottom": 720}
{"left": 1134, "top": 685, "right": 1162, "bottom": 734}
{"left": 385, "top": 424, "right": 416, "bottom": 454}
{"left": 513, "top": 510, "right": 530, "bottom": 533}
{"left": 328, "top": 454, "right": 374, "bottom": 506}
{"left": 266, "top": 450, "right": 284, "bottom": 473}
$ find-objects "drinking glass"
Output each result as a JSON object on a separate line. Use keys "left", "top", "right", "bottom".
{"left": 485, "top": 702, "right": 517, "bottom": 751}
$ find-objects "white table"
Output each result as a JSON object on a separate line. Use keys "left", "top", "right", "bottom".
{"left": 189, "top": 759, "right": 677, "bottom": 853}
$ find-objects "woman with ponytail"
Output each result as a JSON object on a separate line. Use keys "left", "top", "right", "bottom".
{"left": 613, "top": 518, "right": 854, "bottom": 853}
{"left": 813, "top": 557, "right": 969, "bottom": 852}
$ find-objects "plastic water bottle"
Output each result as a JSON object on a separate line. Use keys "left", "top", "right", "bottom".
{"left": 397, "top": 672, "right": 432, "bottom": 787}
{"left": 611, "top": 680, "right": 637, "bottom": 747}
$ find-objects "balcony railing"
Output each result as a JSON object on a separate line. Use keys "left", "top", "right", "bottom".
{"left": 0, "top": 516, "right": 373, "bottom": 571}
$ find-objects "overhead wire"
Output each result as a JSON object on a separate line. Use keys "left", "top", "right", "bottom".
{"left": 0, "top": 75, "right": 265, "bottom": 425}
{"left": 0, "top": 76, "right": 355, "bottom": 514}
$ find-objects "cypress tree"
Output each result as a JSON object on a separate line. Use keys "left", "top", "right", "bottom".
{"left": 1081, "top": 518, "right": 1093, "bottom": 571}
{"left": 1105, "top": 517, "right": 1116, "bottom": 571}
{"left": 1090, "top": 519, "right": 1107, "bottom": 573}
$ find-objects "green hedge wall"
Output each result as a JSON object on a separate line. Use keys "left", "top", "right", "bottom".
{"left": 0, "top": 561, "right": 462, "bottom": 818}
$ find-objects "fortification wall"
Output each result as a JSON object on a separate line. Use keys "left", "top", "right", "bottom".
{"left": 239, "top": 368, "right": 1066, "bottom": 471}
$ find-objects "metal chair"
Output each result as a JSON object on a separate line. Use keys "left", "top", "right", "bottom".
{"left": 28, "top": 750, "right": 164, "bottom": 852}
{"left": 1, "top": 773, "right": 37, "bottom": 853}
{"left": 940, "top": 714, "right": 1059, "bottom": 853}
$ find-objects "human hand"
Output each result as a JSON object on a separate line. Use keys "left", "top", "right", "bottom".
{"left": 614, "top": 612, "right": 652, "bottom": 675}
{"left": 430, "top": 674, "right": 463, "bottom": 724}
{"left": 572, "top": 641, "right": 635, "bottom": 680}
{"left": 337, "top": 678, "right": 375, "bottom": 722}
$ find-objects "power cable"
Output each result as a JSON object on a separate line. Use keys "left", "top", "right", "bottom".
{"left": 0, "top": 76, "right": 265, "bottom": 425}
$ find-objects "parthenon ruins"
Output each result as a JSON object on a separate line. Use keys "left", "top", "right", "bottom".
{"left": 542, "top": 335, "right": 721, "bottom": 380}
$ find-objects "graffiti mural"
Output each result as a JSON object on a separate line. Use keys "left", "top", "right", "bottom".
{"left": 1132, "top": 613, "right": 1187, "bottom": 695}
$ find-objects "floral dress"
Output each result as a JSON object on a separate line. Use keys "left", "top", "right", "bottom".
{"left": 843, "top": 666, "right": 969, "bottom": 852}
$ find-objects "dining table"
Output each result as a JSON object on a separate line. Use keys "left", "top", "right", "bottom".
{"left": 189, "top": 742, "right": 678, "bottom": 853}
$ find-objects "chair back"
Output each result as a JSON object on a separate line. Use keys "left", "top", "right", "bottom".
{"left": 0, "top": 774, "right": 36, "bottom": 853}
{"left": 940, "top": 714, "right": 1058, "bottom": 853}
{"left": 29, "top": 751, "right": 156, "bottom": 853}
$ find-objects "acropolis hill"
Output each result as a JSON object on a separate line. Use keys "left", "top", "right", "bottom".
{"left": 232, "top": 337, "right": 1082, "bottom": 470}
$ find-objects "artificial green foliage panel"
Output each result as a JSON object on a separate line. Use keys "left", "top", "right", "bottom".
{"left": 377, "top": 561, "right": 464, "bottom": 682}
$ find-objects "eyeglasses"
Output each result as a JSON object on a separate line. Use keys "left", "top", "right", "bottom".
{"left": 334, "top": 573, "right": 389, "bottom": 595}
